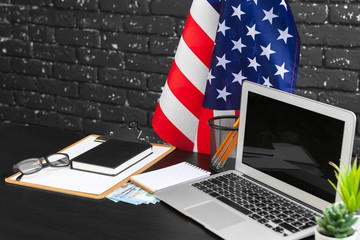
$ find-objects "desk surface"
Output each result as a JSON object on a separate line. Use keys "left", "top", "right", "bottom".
{"left": 0, "top": 124, "right": 313, "bottom": 240}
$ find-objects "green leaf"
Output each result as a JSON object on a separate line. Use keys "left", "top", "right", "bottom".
{"left": 347, "top": 195, "right": 357, "bottom": 213}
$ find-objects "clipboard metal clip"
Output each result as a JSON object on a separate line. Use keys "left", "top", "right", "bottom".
{"left": 95, "top": 121, "right": 149, "bottom": 143}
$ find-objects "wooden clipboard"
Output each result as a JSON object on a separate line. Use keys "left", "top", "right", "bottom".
{"left": 5, "top": 135, "right": 176, "bottom": 199}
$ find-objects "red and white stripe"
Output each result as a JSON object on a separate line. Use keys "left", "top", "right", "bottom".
{"left": 152, "top": 0, "right": 237, "bottom": 154}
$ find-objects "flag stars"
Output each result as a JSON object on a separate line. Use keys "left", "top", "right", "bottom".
{"left": 262, "top": 76, "right": 273, "bottom": 87}
{"left": 232, "top": 37, "right": 246, "bottom": 53}
{"left": 246, "top": 24, "right": 260, "bottom": 41}
{"left": 247, "top": 0, "right": 258, "bottom": 5}
{"left": 277, "top": 27, "right": 293, "bottom": 44}
{"left": 280, "top": 0, "right": 288, "bottom": 11}
{"left": 232, "top": 70, "right": 247, "bottom": 85}
{"left": 218, "top": 20, "right": 230, "bottom": 36}
{"left": 216, "top": 54, "right": 231, "bottom": 70}
{"left": 275, "top": 62, "right": 289, "bottom": 79}
{"left": 262, "top": 8, "right": 278, "bottom": 24}
{"left": 232, "top": 4, "right": 245, "bottom": 21}
{"left": 248, "top": 57, "right": 260, "bottom": 71}
{"left": 216, "top": 86, "right": 232, "bottom": 102}
{"left": 260, "top": 43, "right": 276, "bottom": 60}
{"left": 207, "top": 69, "right": 216, "bottom": 85}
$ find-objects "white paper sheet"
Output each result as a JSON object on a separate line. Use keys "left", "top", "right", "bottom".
{"left": 11, "top": 136, "right": 172, "bottom": 195}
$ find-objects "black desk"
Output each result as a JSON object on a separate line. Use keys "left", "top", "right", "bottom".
{"left": 0, "top": 124, "right": 313, "bottom": 240}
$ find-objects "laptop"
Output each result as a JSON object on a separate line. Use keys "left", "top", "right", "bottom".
{"left": 155, "top": 81, "right": 356, "bottom": 240}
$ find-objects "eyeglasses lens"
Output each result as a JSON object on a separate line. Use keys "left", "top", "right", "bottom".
{"left": 17, "top": 158, "right": 42, "bottom": 174}
{"left": 47, "top": 154, "right": 69, "bottom": 166}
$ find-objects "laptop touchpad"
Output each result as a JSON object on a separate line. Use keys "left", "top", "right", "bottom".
{"left": 185, "top": 201, "right": 245, "bottom": 230}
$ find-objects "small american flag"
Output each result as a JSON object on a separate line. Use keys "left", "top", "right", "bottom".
{"left": 152, "top": 0, "right": 300, "bottom": 154}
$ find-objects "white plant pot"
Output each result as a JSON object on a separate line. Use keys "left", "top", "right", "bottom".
{"left": 354, "top": 215, "right": 360, "bottom": 240}
{"left": 315, "top": 227, "right": 358, "bottom": 240}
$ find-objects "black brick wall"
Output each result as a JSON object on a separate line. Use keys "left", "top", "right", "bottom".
{"left": 0, "top": 0, "right": 359, "bottom": 155}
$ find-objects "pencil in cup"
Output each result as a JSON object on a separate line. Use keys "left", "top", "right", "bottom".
{"left": 209, "top": 117, "right": 239, "bottom": 171}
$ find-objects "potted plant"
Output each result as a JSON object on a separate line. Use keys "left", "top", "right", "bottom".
{"left": 314, "top": 156, "right": 360, "bottom": 239}
{"left": 315, "top": 203, "right": 358, "bottom": 240}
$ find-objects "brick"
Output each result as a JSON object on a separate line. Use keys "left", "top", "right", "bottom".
{"left": 37, "top": 77, "right": 78, "bottom": 98}
{"left": 3, "top": 106, "right": 37, "bottom": 124}
{"left": 99, "top": 68, "right": 148, "bottom": 90}
{"left": 124, "top": 16, "right": 176, "bottom": 36}
{"left": 59, "top": 115, "right": 83, "bottom": 131}
{"left": 78, "top": 48, "right": 125, "bottom": 68}
{"left": 56, "top": 97, "right": 101, "bottom": 118}
{"left": 0, "top": 106, "right": 6, "bottom": 121}
{"left": 101, "top": 104, "right": 147, "bottom": 125}
{"left": 28, "top": 25, "right": 55, "bottom": 43}
{"left": 0, "top": 5, "right": 12, "bottom": 22}
{"left": 149, "top": 36, "right": 179, "bottom": 55}
{"left": 325, "top": 48, "right": 360, "bottom": 70}
{"left": 33, "top": 44, "right": 76, "bottom": 63}
{"left": 0, "top": 56, "right": 10, "bottom": 72}
{"left": 0, "top": 88, "right": 14, "bottom": 105}
{"left": 296, "top": 67, "right": 358, "bottom": 91}
{"left": 294, "top": 88, "right": 318, "bottom": 100}
{"left": 37, "top": 111, "right": 57, "bottom": 128}
{"left": 76, "top": 12, "right": 122, "bottom": 31}
{"left": 7, "top": 74, "right": 38, "bottom": 90}
{"left": 329, "top": 4, "right": 360, "bottom": 25}
{"left": 80, "top": 83, "right": 126, "bottom": 104}
{"left": 83, "top": 119, "right": 122, "bottom": 135}
{"left": 0, "top": 23, "right": 10, "bottom": 37}
{"left": 0, "top": 73, "right": 9, "bottom": 88}
{"left": 99, "top": 0, "right": 150, "bottom": 14}
{"left": 325, "top": 25, "right": 360, "bottom": 47}
{"left": 53, "top": 0, "right": 98, "bottom": 11}
{"left": 10, "top": 5, "right": 31, "bottom": 22}
{"left": 126, "top": 53, "right": 172, "bottom": 74}
{"left": 353, "top": 137, "right": 360, "bottom": 156}
{"left": 291, "top": 3, "right": 328, "bottom": 23}
{"left": 12, "top": 0, "right": 52, "bottom": 6}
{"left": 101, "top": 32, "right": 148, "bottom": 53}
{"left": 0, "top": 73, "right": 11, "bottom": 88}
{"left": 298, "top": 24, "right": 360, "bottom": 47}
{"left": 12, "top": 24, "right": 29, "bottom": 41}
{"left": 31, "top": 8, "right": 75, "bottom": 27}
{"left": 12, "top": 58, "right": 52, "bottom": 77}
{"left": 14, "top": 91, "right": 55, "bottom": 110}
{"left": 54, "top": 63, "right": 97, "bottom": 82}
{"left": 148, "top": 73, "right": 166, "bottom": 92}
{"left": 0, "top": 39, "right": 31, "bottom": 57}
{"left": 38, "top": 111, "right": 83, "bottom": 131}
{"left": 177, "top": 19, "right": 186, "bottom": 36}
{"left": 56, "top": 29, "right": 100, "bottom": 47}
{"left": 128, "top": 90, "right": 160, "bottom": 110}
{"left": 151, "top": 0, "right": 192, "bottom": 17}
{"left": 299, "top": 46, "right": 323, "bottom": 67}
{"left": 318, "top": 91, "right": 360, "bottom": 113}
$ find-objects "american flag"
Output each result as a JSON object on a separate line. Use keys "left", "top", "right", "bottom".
{"left": 152, "top": 0, "right": 300, "bottom": 154}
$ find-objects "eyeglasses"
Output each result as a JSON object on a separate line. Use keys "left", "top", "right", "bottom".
{"left": 13, "top": 153, "right": 70, "bottom": 181}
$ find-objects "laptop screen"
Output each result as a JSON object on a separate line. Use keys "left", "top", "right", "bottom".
{"left": 242, "top": 92, "right": 344, "bottom": 203}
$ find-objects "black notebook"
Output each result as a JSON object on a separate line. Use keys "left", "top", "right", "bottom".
{"left": 71, "top": 139, "right": 153, "bottom": 176}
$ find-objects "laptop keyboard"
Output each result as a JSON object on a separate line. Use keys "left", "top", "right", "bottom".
{"left": 191, "top": 173, "right": 319, "bottom": 237}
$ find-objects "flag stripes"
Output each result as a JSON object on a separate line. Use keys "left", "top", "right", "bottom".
{"left": 153, "top": 0, "right": 220, "bottom": 153}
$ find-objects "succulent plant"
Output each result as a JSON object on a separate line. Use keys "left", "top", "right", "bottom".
{"left": 315, "top": 203, "right": 358, "bottom": 238}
